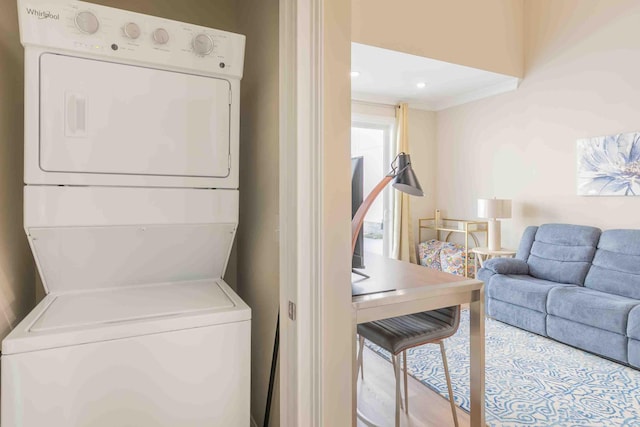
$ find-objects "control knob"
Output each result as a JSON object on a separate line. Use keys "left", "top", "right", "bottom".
{"left": 192, "top": 33, "right": 214, "bottom": 56}
{"left": 123, "top": 22, "right": 141, "bottom": 40}
{"left": 75, "top": 11, "right": 99, "bottom": 34}
{"left": 152, "top": 28, "right": 170, "bottom": 45}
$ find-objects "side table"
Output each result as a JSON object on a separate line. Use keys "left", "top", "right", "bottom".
{"left": 471, "top": 247, "right": 517, "bottom": 271}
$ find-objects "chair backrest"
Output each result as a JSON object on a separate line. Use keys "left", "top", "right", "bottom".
{"left": 526, "top": 224, "right": 601, "bottom": 285}
{"left": 584, "top": 229, "right": 640, "bottom": 299}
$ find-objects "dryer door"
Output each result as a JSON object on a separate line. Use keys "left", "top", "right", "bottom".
{"left": 39, "top": 53, "right": 231, "bottom": 179}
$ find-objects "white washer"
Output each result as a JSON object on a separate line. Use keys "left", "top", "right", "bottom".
{"left": 3, "top": 1, "right": 250, "bottom": 426}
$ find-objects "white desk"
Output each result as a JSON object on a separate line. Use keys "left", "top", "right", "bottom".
{"left": 352, "top": 253, "right": 485, "bottom": 426}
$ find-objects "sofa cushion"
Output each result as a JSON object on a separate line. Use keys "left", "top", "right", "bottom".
{"left": 547, "top": 315, "right": 628, "bottom": 364}
{"left": 515, "top": 226, "right": 538, "bottom": 261}
{"left": 527, "top": 224, "right": 601, "bottom": 285}
{"left": 487, "top": 274, "right": 573, "bottom": 313}
{"left": 628, "top": 339, "right": 640, "bottom": 368}
{"left": 626, "top": 305, "right": 640, "bottom": 340}
{"left": 584, "top": 229, "right": 640, "bottom": 299}
{"left": 487, "top": 298, "right": 547, "bottom": 336}
{"left": 547, "top": 287, "right": 638, "bottom": 334}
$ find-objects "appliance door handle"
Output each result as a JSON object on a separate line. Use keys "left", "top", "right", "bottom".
{"left": 65, "top": 92, "right": 87, "bottom": 137}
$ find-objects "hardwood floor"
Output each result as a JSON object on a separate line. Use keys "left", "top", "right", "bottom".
{"left": 356, "top": 345, "right": 470, "bottom": 427}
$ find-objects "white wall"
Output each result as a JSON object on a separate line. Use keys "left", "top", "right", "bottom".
{"left": 436, "top": 0, "right": 640, "bottom": 249}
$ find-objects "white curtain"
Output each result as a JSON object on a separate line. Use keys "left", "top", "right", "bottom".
{"left": 391, "top": 103, "right": 418, "bottom": 263}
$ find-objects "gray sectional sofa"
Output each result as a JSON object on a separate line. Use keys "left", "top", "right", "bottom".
{"left": 478, "top": 223, "right": 640, "bottom": 367}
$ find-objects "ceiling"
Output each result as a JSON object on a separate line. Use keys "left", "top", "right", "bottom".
{"left": 351, "top": 43, "right": 520, "bottom": 111}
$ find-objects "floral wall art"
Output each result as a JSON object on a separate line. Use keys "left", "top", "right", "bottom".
{"left": 577, "top": 132, "right": 640, "bottom": 196}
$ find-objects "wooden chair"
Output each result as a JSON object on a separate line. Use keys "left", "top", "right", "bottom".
{"left": 357, "top": 306, "right": 460, "bottom": 427}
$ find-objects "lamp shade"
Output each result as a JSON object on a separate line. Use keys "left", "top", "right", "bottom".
{"left": 477, "top": 198, "right": 512, "bottom": 219}
{"left": 392, "top": 153, "right": 424, "bottom": 196}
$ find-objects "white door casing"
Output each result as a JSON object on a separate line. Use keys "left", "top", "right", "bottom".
{"left": 279, "top": 0, "right": 352, "bottom": 425}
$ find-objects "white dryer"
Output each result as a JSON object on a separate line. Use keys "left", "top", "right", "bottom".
{"left": 2, "top": 1, "right": 250, "bottom": 426}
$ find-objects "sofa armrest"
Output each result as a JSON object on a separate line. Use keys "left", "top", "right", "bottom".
{"left": 482, "top": 258, "right": 529, "bottom": 275}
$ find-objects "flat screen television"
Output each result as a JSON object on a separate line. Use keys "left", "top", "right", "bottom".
{"left": 351, "top": 156, "right": 365, "bottom": 269}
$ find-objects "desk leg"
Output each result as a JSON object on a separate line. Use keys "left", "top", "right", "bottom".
{"left": 469, "top": 287, "right": 486, "bottom": 427}
{"left": 353, "top": 312, "right": 358, "bottom": 426}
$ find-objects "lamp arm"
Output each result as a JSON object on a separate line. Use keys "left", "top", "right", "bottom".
{"left": 351, "top": 175, "right": 393, "bottom": 255}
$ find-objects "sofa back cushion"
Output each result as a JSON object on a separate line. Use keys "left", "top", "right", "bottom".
{"left": 527, "top": 224, "right": 601, "bottom": 285}
{"left": 584, "top": 229, "right": 640, "bottom": 299}
{"left": 516, "top": 226, "right": 538, "bottom": 261}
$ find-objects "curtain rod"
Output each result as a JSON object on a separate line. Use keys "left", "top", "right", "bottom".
{"left": 351, "top": 99, "right": 399, "bottom": 108}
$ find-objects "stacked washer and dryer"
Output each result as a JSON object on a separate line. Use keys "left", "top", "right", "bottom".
{"left": 2, "top": 1, "right": 250, "bottom": 425}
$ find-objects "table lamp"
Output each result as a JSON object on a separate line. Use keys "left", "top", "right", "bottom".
{"left": 351, "top": 152, "right": 424, "bottom": 255}
{"left": 477, "top": 198, "right": 512, "bottom": 251}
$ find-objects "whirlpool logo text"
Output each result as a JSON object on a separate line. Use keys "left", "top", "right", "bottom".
{"left": 25, "top": 8, "right": 60, "bottom": 20}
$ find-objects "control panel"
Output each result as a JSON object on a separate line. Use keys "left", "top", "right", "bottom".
{"left": 17, "top": 0, "right": 245, "bottom": 78}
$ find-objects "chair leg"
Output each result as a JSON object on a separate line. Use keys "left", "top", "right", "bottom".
{"left": 403, "top": 350, "right": 409, "bottom": 414}
{"left": 391, "top": 354, "right": 404, "bottom": 411}
{"left": 439, "top": 341, "right": 459, "bottom": 427}
{"left": 357, "top": 335, "right": 365, "bottom": 380}
{"left": 392, "top": 354, "right": 401, "bottom": 427}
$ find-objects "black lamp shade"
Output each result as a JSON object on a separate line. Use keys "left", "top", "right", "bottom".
{"left": 392, "top": 153, "right": 424, "bottom": 196}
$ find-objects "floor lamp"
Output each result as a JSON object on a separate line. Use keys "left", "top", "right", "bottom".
{"left": 352, "top": 152, "right": 424, "bottom": 256}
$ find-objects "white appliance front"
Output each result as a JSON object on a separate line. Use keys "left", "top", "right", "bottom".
{"left": 2, "top": 302, "right": 251, "bottom": 427}
{"left": 40, "top": 53, "right": 231, "bottom": 179}
{"left": 4, "top": 1, "right": 250, "bottom": 425}
{"left": 20, "top": 0, "right": 244, "bottom": 188}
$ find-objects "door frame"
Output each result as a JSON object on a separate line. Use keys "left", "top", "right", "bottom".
{"left": 279, "top": 0, "right": 352, "bottom": 425}
{"left": 278, "top": 0, "right": 322, "bottom": 425}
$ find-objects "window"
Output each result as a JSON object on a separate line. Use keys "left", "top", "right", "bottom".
{"left": 351, "top": 121, "right": 394, "bottom": 257}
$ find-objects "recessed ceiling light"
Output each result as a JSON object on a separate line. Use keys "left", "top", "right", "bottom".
{"left": 350, "top": 71, "right": 360, "bottom": 78}
{"left": 416, "top": 82, "right": 426, "bottom": 89}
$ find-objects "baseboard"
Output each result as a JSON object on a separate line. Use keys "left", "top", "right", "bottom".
{"left": 250, "top": 415, "right": 258, "bottom": 427}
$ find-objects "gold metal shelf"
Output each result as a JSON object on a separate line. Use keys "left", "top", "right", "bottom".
{"left": 418, "top": 210, "right": 488, "bottom": 278}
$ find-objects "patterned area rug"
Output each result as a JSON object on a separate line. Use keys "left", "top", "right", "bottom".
{"left": 366, "top": 310, "right": 640, "bottom": 426}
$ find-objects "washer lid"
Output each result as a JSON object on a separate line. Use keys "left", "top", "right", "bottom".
{"left": 2, "top": 279, "right": 251, "bottom": 355}
{"left": 30, "top": 280, "right": 235, "bottom": 333}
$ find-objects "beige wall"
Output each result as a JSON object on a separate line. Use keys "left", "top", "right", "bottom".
{"left": 352, "top": 0, "right": 525, "bottom": 78}
{"left": 323, "top": 0, "right": 353, "bottom": 424}
{"left": 235, "top": 0, "right": 280, "bottom": 425}
{"left": 436, "top": 0, "right": 640, "bottom": 249}
{"left": 407, "top": 109, "right": 437, "bottom": 242}
{"left": 0, "top": 0, "right": 35, "bottom": 341}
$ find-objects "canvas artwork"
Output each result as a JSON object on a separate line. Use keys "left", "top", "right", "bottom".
{"left": 577, "top": 132, "right": 640, "bottom": 196}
